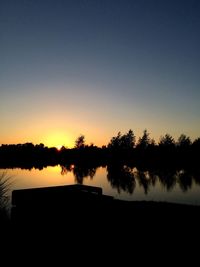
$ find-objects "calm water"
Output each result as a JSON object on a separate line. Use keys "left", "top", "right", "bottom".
{"left": 2, "top": 164, "right": 200, "bottom": 206}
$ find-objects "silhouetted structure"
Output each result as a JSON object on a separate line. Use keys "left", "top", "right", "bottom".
{"left": 11, "top": 184, "right": 113, "bottom": 225}
{"left": 11, "top": 183, "right": 200, "bottom": 234}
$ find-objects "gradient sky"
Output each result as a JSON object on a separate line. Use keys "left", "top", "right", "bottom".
{"left": 1, "top": 0, "right": 200, "bottom": 148}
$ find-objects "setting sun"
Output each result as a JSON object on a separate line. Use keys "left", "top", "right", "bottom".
{"left": 42, "top": 131, "right": 74, "bottom": 148}
{"left": 56, "top": 145, "right": 63, "bottom": 151}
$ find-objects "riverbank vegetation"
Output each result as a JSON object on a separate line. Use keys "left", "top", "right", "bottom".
{"left": 0, "top": 130, "right": 199, "bottom": 169}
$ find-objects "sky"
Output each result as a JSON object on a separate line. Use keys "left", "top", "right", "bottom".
{"left": 0, "top": 0, "right": 200, "bottom": 148}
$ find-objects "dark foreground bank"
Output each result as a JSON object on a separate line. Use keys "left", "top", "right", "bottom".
{"left": 0, "top": 184, "right": 198, "bottom": 258}
{"left": 11, "top": 184, "right": 200, "bottom": 227}
{"left": 0, "top": 185, "right": 196, "bottom": 266}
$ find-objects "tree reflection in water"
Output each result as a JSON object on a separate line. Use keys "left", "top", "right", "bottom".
{"left": 155, "top": 169, "right": 177, "bottom": 192}
{"left": 60, "top": 164, "right": 200, "bottom": 195}
{"left": 61, "top": 164, "right": 97, "bottom": 184}
{"left": 177, "top": 170, "right": 192, "bottom": 192}
{"left": 135, "top": 170, "right": 152, "bottom": 194}
{"left": 192, "top": 169, "right": 200, "bottom": 186}
{"left": 107, "top": 165, "right": 136, "bottom": 194}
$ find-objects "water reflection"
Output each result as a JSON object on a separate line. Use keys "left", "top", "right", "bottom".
{"left": 2, "top": 163, "right": 200, "bottom": 206}
{"left": 107, "top": 165, "right": 136, "bottom": 194}
{"left": 60, "top": 163, "right": 200, "bottom": 195}
{"left": 61, "top": 164, "right": 97, "bottom": 184}
{"left": 155, "top": 169, "right": 177, "bottom": 192}
{"left": 192, "top": 169, "right": 200, "bottom": 186}
{"left": 136, "top": 170, "right": 152, "bottom": 194}
{"left": 178, "top": 170, "right": 192, "bottom": 192}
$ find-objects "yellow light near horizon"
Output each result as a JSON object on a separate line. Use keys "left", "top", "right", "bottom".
{"left": 56, "top": 145, "right": 63, "bottom": 151}
{"left": 42, "top": 131, "right": 74, "bottom": 148}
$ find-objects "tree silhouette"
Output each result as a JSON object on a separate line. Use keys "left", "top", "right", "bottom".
{"left": 75, "top": 135, "right": 85, "bottom": 149}
{"left": 108, "top": 129, "right": 136, "bottom": 150}
{"left": 177, "top": 134, "right": 191, "bottom": 148}
{"left": 137, "top": 129, "right": 150, "bottom": 149}
{"left": 159, "top": 134, "right": 175, "bottom": 147}
{"left": 108, "top": 132, "right": 121, "bottom": 149}
{"left": 121, "top": 129, "right": 136, "bottom": 149}
{"left": 192, "top": 137, "right": 200, "bottom": 148}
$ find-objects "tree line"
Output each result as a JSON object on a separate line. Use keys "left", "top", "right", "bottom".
{"left": 75, "top": 129, "right": 200, "bottom": 150}
{"left": 0, "top": 129, "right": 200, "bottom": 168}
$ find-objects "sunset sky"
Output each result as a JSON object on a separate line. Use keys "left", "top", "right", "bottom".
{"left": 1, "top": 0, "right": 200, "bottom": 148}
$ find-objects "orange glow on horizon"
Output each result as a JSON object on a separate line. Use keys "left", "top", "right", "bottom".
{"left": 42, "top": 131, "right": 74, "bottom": 149}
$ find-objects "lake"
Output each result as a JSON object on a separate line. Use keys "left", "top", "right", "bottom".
{"left": 2, "top": 164, "right": 200, "bottom": 206}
